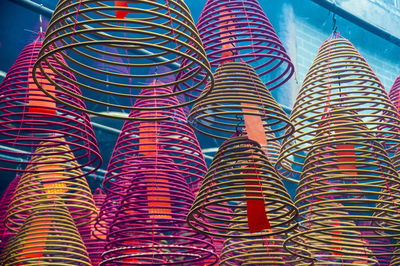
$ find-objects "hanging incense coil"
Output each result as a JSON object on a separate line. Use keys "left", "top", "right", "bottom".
{"left": 33, "top": 0, "right": 213, "bottom": 119}
{"left": 277, "top": 37, "right": 400, "bottom": 183}
{"left": 101, "top": 157, "right": 217, "bottom": 265}
{"left": 0, "top": 40, "right": 101, "bottom": 175}
{"left": 284, "top": 120, "right": 400, "bottom": 262}
{"left": 187, "top": 135, "right": 298, "bottom": 238}
{"left": 189, "top": 62, "right": 293, "bottom": 140}
{"left": 220, "top": 205, "right": 311, "bottom": 265}
{"left": 389, "top": 75, "right": 400, "bottom": 111}
{"left": 391, "top": 246, "right": 400, "bottom": 265}
{"left": 196, "top": 0, "right": 294, "bottom": 90}
{"left": 0, "top": 176, "right": 20, "bottom": 253}
{"left": 1, "top": 201, "right": 91, "bottom": 265}
{"left": 6, "top": 141, "right": 97, "bottom": 232}
{"left": 94, "top": 85, "right": 207, "bottom": 241}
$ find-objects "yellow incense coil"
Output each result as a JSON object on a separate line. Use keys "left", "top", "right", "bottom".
{"left": 277, "top": 37, "right": 400, "bottom": 183}
{"left": 6, "top": 140, "right": 97, "bottom": 232}
{"left": 1, "top": 201, "right": 91, "bottom": 265}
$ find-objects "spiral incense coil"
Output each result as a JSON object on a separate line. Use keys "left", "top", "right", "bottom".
{"left": 189, "top": 62, "right": 293, "bottom": 140}
{"left": 101, "top": 157, "right": 217, "bottom": 265}
{"left": 277, "top": 37, "right": 400, "bottom": 183}
{"left": 187, "top": 135, "right": 298, "bottom": 238}
{"left": 284, "top": 127, "right": 400, "bottom": 262}
{"left": 33, "top": 0, "right": 213, "bottom": 119}
{"left": 220, "top": 205, "right": 311, "bottom": 265}
{"left": 0, "top": 40, "right": 101, "bottom": 175}
{"left": 0, "top": 176, "right": 20, "bottom": 253}
{"left": 79, "top": 189, "right": 107, "bottom": 266}
{"left": 6, "top": 141, "right": 97, "bottom": 232}
{"left": 1, "top": 201, "right": 91, "bottom": 265}
{"left": 389, "top": 75, "right": 400, "bottom": 111}
{"left": 196, "top": 0, "right": 294, "bottom": 90}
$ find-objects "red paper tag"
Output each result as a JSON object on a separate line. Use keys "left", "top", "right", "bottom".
{"left": 115, "top": 1, "right": 129, "bottom": 19}
{"left": 244, "top": 170, "right": 270, "bottom": 233}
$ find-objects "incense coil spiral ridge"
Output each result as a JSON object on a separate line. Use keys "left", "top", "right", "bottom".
{"left": 0, "top": 176, "right": 20, "bottom": 253}
{"left": 6, "top": 141, "right": 97, "bottom": 232}
{"left": 188, "top": 62, "right": 293, "bottom": 140}
{"left": 33, "top": 0, "right": 213, "bottom": 119}
{"left": 196, "top": 0, "right": 294, "bottom": 90}
{"left": 95, "top": 85, "right": 207, "bottom": 240}
{"left": 187, "top": 135, "right": 298, "bottom": 238}
{"left": 101, "top": 158, "right": 217, "bottom": 265}
{"left": 1, "top": 202, "right": 91, "bottom": 265}
{"left": 0, "top": 41, "right": 101, "bottom": 175}
{"left": 284, "top": 127, "right": 400, "bottom": 262}
{"left": 277, "top": 37, "right": 400, "bottom": 183}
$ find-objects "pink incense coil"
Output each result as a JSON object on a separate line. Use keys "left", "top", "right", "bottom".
{"left": 196, "top": 0, "right": 294, "bottom": 90}
{"left": 94, "top": 85, "right": 207, "bottom": 241}
{"left": 79, "top": 189, "right": 107, "bottom": 266}
{"left": 0, "top": 40, "right": 101, "bottom": 177}
{"left": 101, "top": 157, "right": 217, "bottom": 265}
{"left": 0, "top": 176, "right": 20, "bottom": 253}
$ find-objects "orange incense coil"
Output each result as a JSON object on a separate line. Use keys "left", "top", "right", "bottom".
{"left": 277, "top": 36, "right": 400, "bottom": 183}
{"left": 6, "top": 141, "right": 97, "bottom": 233}
{"left": 187, "top": 135, "right": 298, "bottom": 238}
{"left": 1, "top": 201, "right": 91, "bottom": 265}
{"left": 189, "top": 62, "right": 293, "bottom": 140}
{"left": 284, "top": 114, "right": 400, "bottom": 262}
{"left": 33, "top": 0, "right": 213, "bottom": 119}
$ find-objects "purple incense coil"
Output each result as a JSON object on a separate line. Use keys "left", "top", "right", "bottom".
{"left": 188, "top": 62, "right": 293, "bottom": 140}
{"left": 0, "top": 40, "right": 101, "bottom": 176}
{"left": 33, "top": 0, "right": 213, "bottom": 120}
{"left": 79, "top": 189, "right": 107, "bottom": 266}
{"left": 277, "top": 36, "right": 400, "bottom": 183}
{"left": 95, "top": 85, "right": 207, "bottom": 240}
{"left": 1, "top": 200, "right": 91, "bottom": 265}
{"left": 0, "top": 175, "right": 20, "bottom": 253}
{"left": 187, "top": 135, "right": 298, "bottom": 238}
{"left": 6, "top": 140, "right": 97, "bottom": 233}
{"left": 101, "top": 156, "right": 217, "bottom": 265}
{"left": 284, "top": 113, "right": 400, "bottom": 262}
{"left": 196, "top": 0, "right": 294, "bottom": 90}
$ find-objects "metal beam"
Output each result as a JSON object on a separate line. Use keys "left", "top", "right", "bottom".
{"left": 9, "top": 0, "right": 54, "bottom": 18}
{"left": 311, "top": 0, "right": 400, "bottom": 47}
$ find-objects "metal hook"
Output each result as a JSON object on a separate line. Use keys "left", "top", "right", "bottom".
{"left": 235, "top": 114, "right": 243, "bottom": 136}
{"left": 332, "top": 13, "right": 338, "bottom": 36}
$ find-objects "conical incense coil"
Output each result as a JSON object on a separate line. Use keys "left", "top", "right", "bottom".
{"left": 189, "top": 62, "right": 293, "bottom": 140}
{"left": 101, "top": 157, "right": 217, "bottom": 265}
{"left": 187, "top": 135, "right": 298, "bottom": 238}
{"left": 0, "top": 176, "right": 20, "bottom": 253}
{"left": 284, "top": 128, "right": 400, "bottom": 262}
{"left": 0, "top": 40, "right": 101, "bottom": 175}
{"left": 33, "top": 0, "right": 213, "bottom": 119}
{"left": 79, "top": 189, "right": 107, "bottom": 266}
{"left": 6, "top": 141, "right": 97, "bottom": 232}
{"left": 196, "top": 0, "right": 294, "bottom": 90}
{"left": 220, "top": 206, "right": 311, "bottom": 265}
{"left": 277, "top": 37, "right": 400, "bottom": 183}
{"left": 389, "top": 75, "right": 400, "bottom": 111}
{"left": 1, "top": 201, "right": 91, "bottom": 265}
